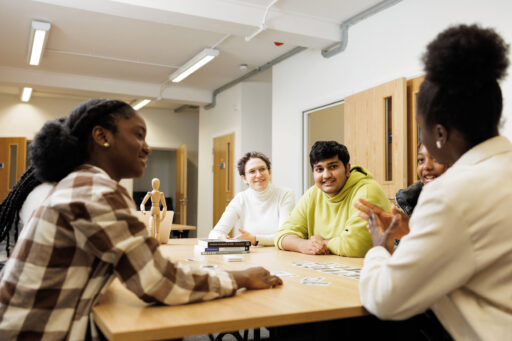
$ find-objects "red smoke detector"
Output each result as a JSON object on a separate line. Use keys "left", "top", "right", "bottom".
{"left": 274, "top": 41, "right": 284, "bottom": 46}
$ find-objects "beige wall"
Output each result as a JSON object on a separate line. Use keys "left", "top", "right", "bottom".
{"left": 0, "top": 92, "right": 199, "bottom": 223}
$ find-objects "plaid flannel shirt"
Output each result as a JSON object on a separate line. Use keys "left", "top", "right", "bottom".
{"left": 0, "top": 165, "right": 237, "bottom": 340}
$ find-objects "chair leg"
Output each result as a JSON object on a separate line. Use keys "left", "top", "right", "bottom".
{"left": 215, "top": 331, "right": 244, "bottom": 341}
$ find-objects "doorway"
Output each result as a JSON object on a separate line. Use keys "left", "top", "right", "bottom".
{"left": 0, "top": 137, "right": 27, "bottom": 201}
{"left": 213, "top": 133, "right": 234, "bottom": 228}
{"left": 133, "top": 149, "right": 176, "bottom": 214}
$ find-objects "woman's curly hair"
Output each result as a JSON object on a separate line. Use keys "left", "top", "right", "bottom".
{"left": 417, "top": 24, "right": 509, "bottom": 146}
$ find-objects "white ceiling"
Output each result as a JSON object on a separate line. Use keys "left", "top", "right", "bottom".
{"left": 0, "top": 0, "right": 383, "bottom": 110}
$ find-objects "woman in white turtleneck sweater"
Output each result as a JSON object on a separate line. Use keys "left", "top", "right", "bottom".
{"left": 209, "top": 152, "right": 295, "bottom": 246}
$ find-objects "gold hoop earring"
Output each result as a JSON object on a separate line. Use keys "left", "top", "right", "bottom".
{"left": 104, "top": 142, "right": 110, "bottom": 148}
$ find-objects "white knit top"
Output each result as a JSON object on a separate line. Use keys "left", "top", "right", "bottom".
{"left": 208, "top": 183, "right": 295, "bottom": 245}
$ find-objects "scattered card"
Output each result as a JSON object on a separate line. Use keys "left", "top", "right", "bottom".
{"left": 271, "top": 271, "right": 297, "bottom": 278}
{"left": 224, "top": 254, "right": 243, "bottom": 262}
{"left": 200, "top": 264, "right": 217, "bottom": 269}
{"left": 301, "top": 276, "right": 330, "bottom": 286}
{"left": 292, "top": 261, "right": 361, "bottom": 280}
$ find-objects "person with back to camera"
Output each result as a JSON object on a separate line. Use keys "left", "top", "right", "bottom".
{"left": 209, "top": 151, "right": 295, "bottom": 246}
{"left": 355, "top": 24, "right": 512, "bottom": 340}
{"left": 0, "top": 99, "right": 282, "bottom": 340}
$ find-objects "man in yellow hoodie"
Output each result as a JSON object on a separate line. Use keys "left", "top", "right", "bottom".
{"left": 275, "top": 141, "right": 390, "bottom": 257}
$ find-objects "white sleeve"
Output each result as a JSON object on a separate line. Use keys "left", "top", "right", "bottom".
{"left": 359, "top": 191, "right": 475, "bottom": 320}
{"left": 19, "top": 183, "right": 54, "bottom": 226}
{"left": 208, "top": 194, "right": 242, "bottom": 239}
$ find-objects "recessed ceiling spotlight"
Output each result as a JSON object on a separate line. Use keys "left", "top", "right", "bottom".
{"left": 240, "top": 64, "right": 248, "bottom": 71}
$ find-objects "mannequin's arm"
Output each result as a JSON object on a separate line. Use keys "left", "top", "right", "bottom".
{"left": 140, "top": 192, "right": 151, "bottom": 212}
{"left": 160, "top": 192, "right": 167, "bottom": 219}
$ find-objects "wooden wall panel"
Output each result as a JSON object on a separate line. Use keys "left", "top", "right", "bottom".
{"left": 344, "top": 78, "right": 407, "bottom": 198}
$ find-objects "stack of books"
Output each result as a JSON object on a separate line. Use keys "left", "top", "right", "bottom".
{"left": 195, "top": 239, "right": 251, "bottom": 255}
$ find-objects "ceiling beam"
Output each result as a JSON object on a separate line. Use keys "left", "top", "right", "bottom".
{"left": 0, "top": 66, "right": 211, "bottom": 104}
{"left": 33, "top": 0, "right": 340, "bottom": 48}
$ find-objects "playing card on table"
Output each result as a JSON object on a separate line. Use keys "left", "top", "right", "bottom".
{"left": 271, "top": 271, "right": 297, "bottom": 278}
{"left": 300, "top": 276, "right": 331, "bottom": 286}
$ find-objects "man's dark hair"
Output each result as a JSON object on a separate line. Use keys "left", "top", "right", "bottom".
{"left": 237, "top": 151, "right": 271, "bottom": 176}
{"left": 309, "top": 141, "right": 350, "bottom": 169}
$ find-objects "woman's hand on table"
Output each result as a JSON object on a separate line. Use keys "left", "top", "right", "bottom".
{"left": 235, "top": 228, "right": 257, "bottom": 245}
{"left": 229, "top": 267, "right": 283, "bottom": 290}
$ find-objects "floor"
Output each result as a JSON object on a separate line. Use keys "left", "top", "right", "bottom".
{"left": 183, "top": 329, "right": 270, "bottom": 341}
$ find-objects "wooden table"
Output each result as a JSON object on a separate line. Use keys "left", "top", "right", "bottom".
{"left": 92, "top": 239, "right": 366, "bottom": 340}
{"left": 171, "top": 224, "right": 195, "bottom": 231}
{"left": 170, "top": 224, "right": 195, "bottom": 238}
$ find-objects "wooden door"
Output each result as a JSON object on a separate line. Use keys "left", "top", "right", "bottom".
{"left": 344, "top": 78, "right": 407, "bottom": 198}
{"left": 213, "top": 133, "right": 234, "bottom": 227}
{"left": 407, "top": 75, "right": 425, "bottom": 185}
{"left": 175, "top": 144, "right": 187, "bottom": 225}
{"left": 0, "top": 137, "right": 27, "bottom": 201}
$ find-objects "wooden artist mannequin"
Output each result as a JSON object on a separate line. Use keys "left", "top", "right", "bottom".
{"left": 140, "top": 178, "right": 167, "bottom": 241}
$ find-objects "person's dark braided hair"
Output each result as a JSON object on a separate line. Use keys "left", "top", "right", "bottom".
{"left": 417, "top": 24, "right": 510, "bottom": 147}
{"left": 0, "top": 166, "right": 40, "bottom": 256}
{"left": 0, "top": 98, "right": 135, "bottom": 257}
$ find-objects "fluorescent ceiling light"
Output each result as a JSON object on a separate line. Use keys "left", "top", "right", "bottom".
{"left": 21, "top": 87, "right": 33, "bottom": 102}
{"left": 28, "top": 20, "right": 51, "bottom": 66}
{"left": 133, "top": 99, "right": 151, "bottom": 110}
{"left": 169, "top": 48, "right": 219, "bottom": 83}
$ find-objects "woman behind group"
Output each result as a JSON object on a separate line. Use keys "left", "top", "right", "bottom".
{"left": 0, "top": 99, "right": 281, "bottom": 339}
{"left": 395, "top": 143, "right": 448, "bottom": 216}
{"left": 209, "top": 152, "right": 295, "bottom": 246}
{"left": 356, "top": 24, "right": 512, "bottom": 340}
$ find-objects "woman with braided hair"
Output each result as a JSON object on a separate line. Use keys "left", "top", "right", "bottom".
{"left": 0, "top": 98, "right": 282, "bottom": 339}
{"left": 356, "top": 25, "right": 512, "bottom": 339}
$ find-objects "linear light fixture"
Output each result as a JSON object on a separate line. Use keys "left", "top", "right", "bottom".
{"left": 21, "top": 87, "right": 33, "bottom": 102}
{"left": 28, "top": 20, "right": 51, "bottom": 66}
{"left": 133, "top": 99, "right": 151, "bottom": 110}
{"left": 169, "top": 48, "right": 219, "bottom": 83}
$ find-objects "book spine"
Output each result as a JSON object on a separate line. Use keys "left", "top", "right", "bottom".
{"left": 204, "top": 246, "right": 250, "bottom": 252}
{"left": 201, "top": 250, "right": 250, "bottom": 255}
{"left": 199, "top": 241, "right": 251, "bottom": 247}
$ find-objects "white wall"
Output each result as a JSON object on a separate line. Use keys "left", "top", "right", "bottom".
{"left": 197, "top": 81, "right": 272, "bottom": 237}
{"left": 241, "top": 82, "right": 272, "bottom": 158}
{"left": 272, "top": 0, "right": 512, "bottom": 198}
